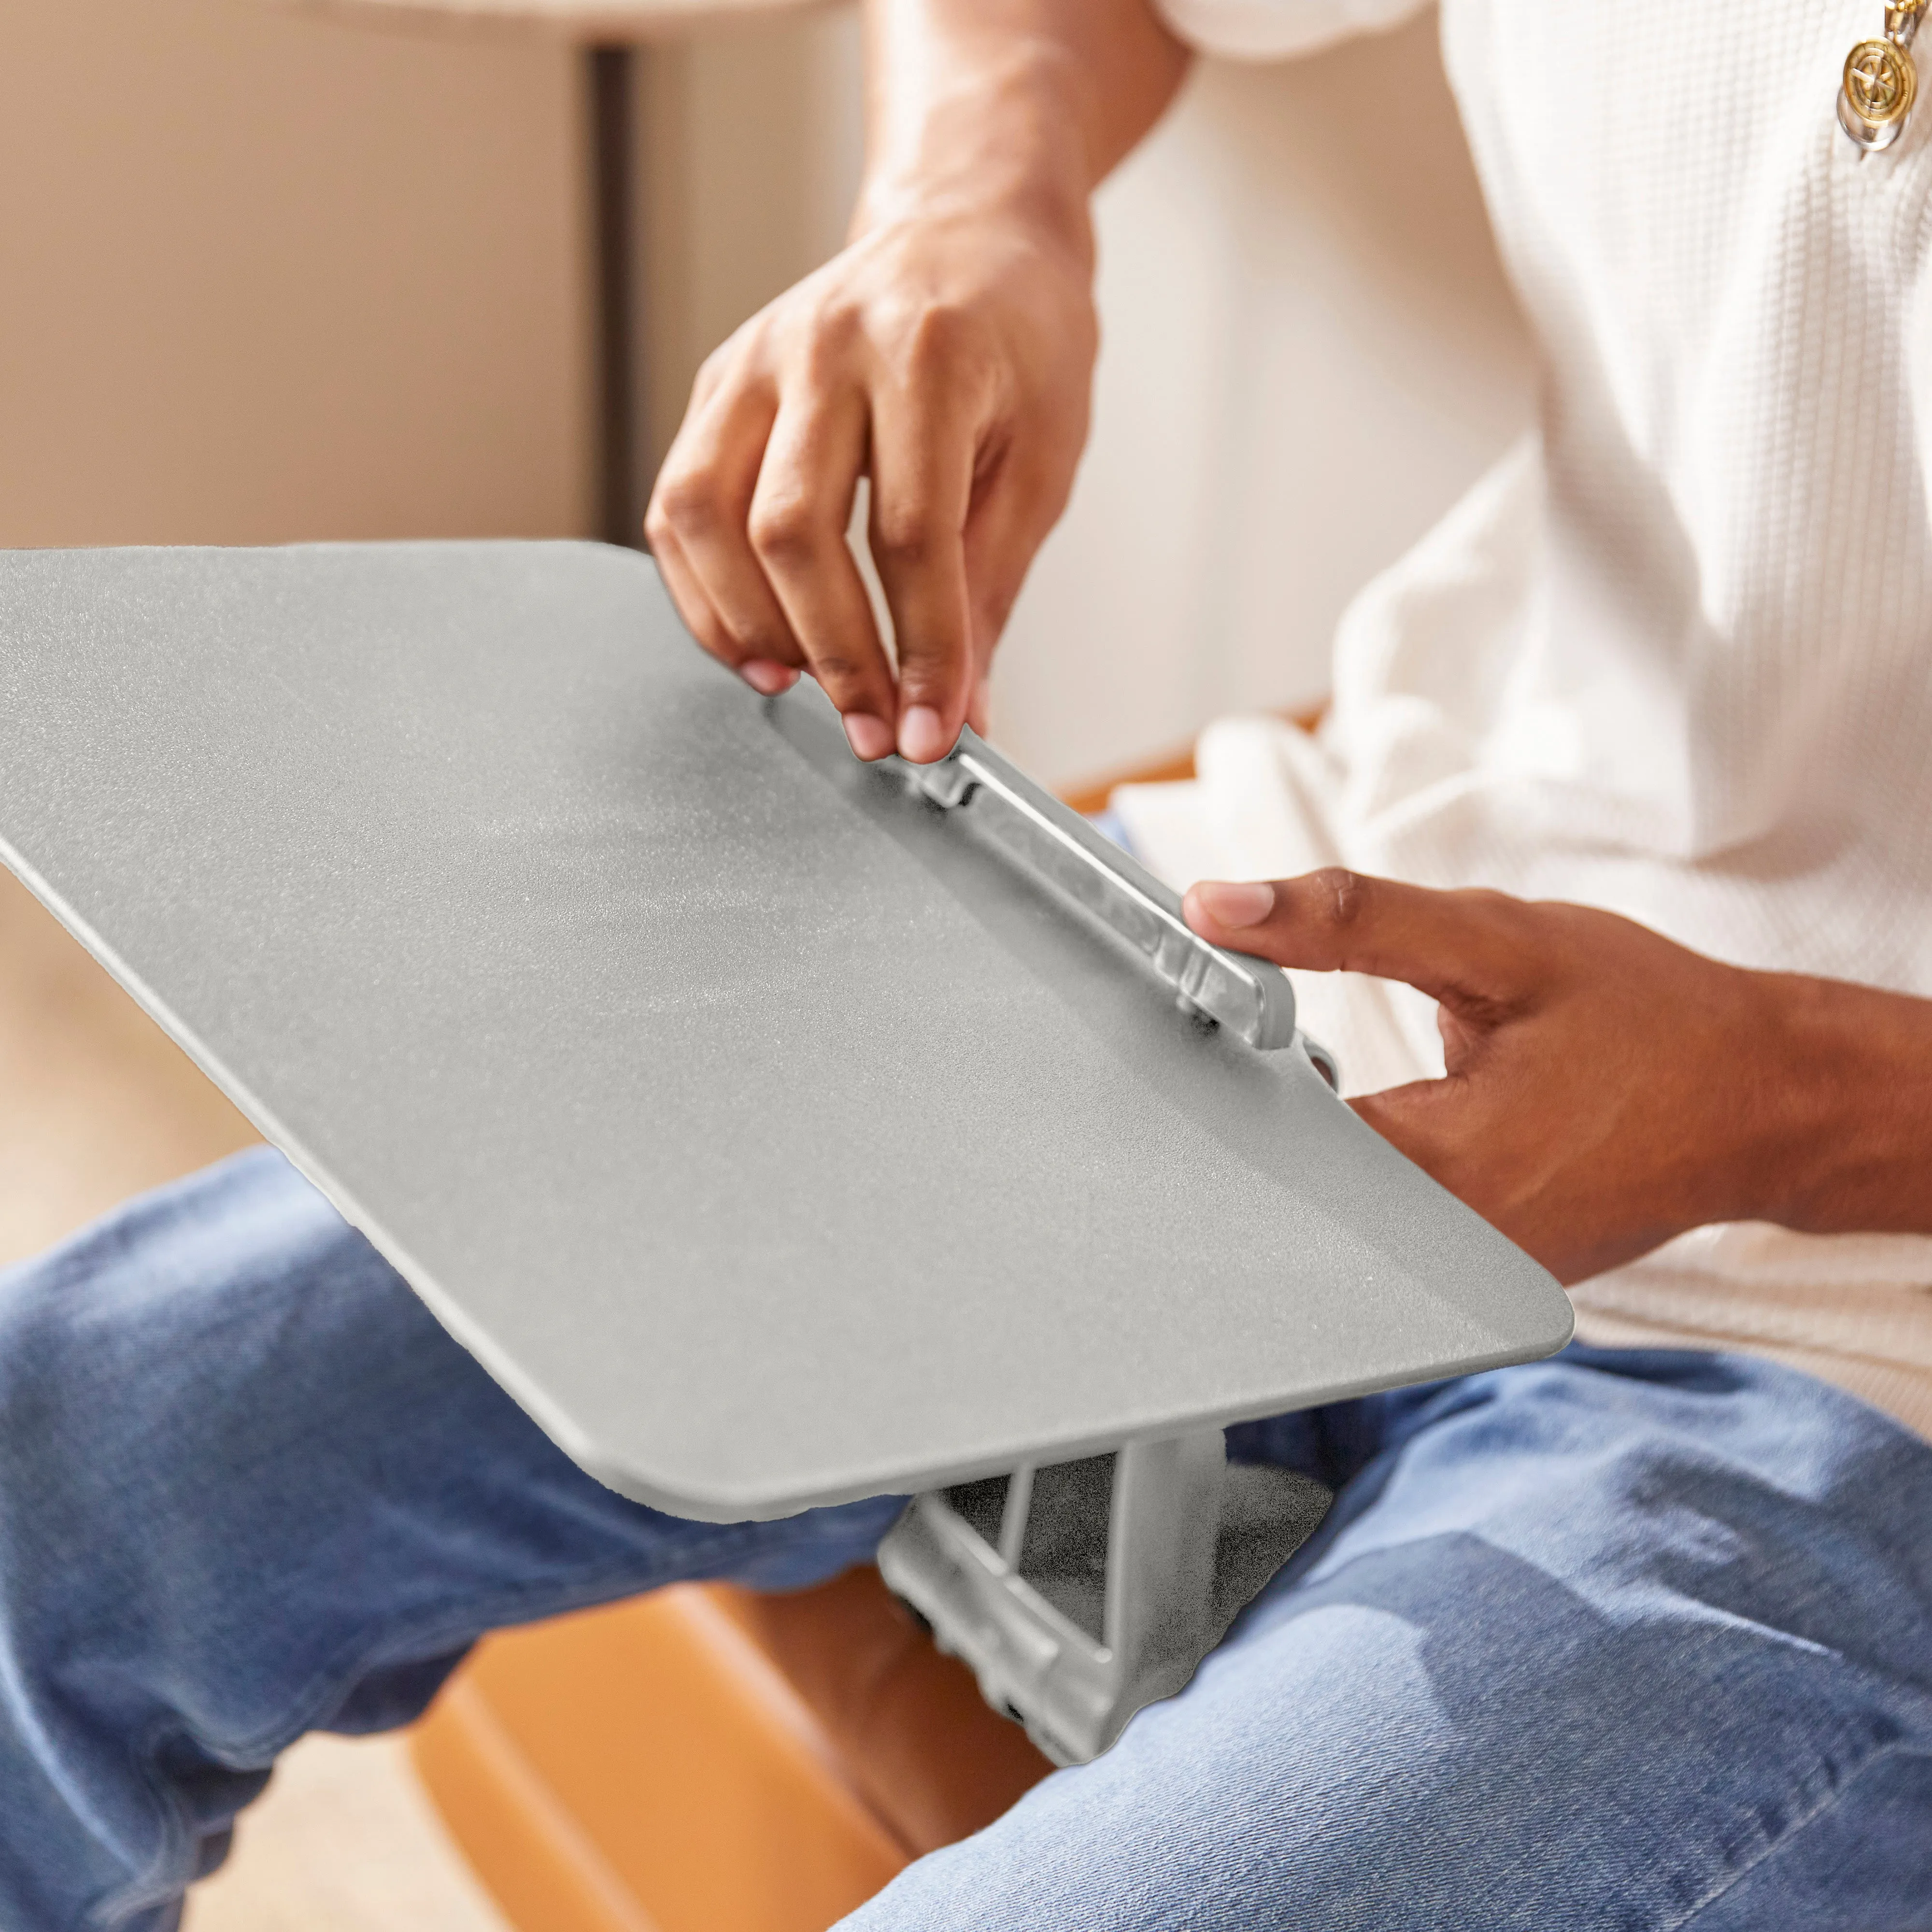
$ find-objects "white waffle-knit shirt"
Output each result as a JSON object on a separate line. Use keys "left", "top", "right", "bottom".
{"left": 1123, "top": 0, "right": 1932, "bottom": 1437}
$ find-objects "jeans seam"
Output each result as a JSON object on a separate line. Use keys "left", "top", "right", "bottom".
{"left": 1667, "top": 1739, "right": 1923, "bottom": 1930}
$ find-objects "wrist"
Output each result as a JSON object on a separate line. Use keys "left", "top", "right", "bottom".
{"left": 1744, "top": 968, "right": 1932, "bottom": 1236}
{"left": 851, "top": 41, "right": 1097, "bottom": 267}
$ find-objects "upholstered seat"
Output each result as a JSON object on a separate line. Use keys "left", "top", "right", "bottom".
{"left": 411, "top": 1569, "right": 1055, "bottom": 1932}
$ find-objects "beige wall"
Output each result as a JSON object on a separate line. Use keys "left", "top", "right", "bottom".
{"left": 638, "top": 6, "right": 860, "bottom": 477}
{"left": 0, "top": 0, "right": 588, "bottom": 546}
{"left": 994, "top": 10, "right": 1535, "bottom": 781}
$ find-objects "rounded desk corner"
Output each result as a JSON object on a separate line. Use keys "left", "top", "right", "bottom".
{"left": 1543, "top": 1282, "right": 1580, "bottom": 1356}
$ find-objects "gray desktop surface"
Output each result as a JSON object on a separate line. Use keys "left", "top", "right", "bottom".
{"left": 0, "top": 541, "right": 1572, "bottom": 1519}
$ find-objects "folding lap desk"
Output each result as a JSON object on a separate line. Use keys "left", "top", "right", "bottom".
{"left": 0, "top": 541, "right": 1571, "bottom": 1766}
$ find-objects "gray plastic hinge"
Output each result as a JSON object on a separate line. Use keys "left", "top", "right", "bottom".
{"left": 878, "top": 1432, "right": 1328, "bottom": 1764}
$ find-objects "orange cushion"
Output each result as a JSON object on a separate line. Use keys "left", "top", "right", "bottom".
{"left": 411, "top": 1569, "right": 1052, "bottom": 1932}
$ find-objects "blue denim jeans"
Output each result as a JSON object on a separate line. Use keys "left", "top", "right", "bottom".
{"left": 2, "top": 1149, "right": 1929, "bottom": 1930}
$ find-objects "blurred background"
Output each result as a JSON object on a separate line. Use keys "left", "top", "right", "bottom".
{"left": 0, "top": 0, "right": 1531, "bottom": 1921}
{"left": 2, "top": 0, "right": 1533, "bottom": 781}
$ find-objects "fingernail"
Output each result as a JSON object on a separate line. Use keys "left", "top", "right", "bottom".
{"left": 898, "top": 704, "right": 952, "bottom": 765}
{"left": 843, "top": 712, "right": 896, "bottom": 761}
{"left": 739, "top": 658, "right": 798, "bottom": 696}
{"left": 1192, "top": 880, "right": 1276, "bottom": 928}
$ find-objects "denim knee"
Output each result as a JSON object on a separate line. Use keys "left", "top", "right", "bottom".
{"left": 843, "top": 1350, "right": 1932, "bottom": 1931}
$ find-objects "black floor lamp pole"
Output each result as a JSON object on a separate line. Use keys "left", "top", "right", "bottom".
{"left": 589, "top": 43, "right": 639, "bottom": 548}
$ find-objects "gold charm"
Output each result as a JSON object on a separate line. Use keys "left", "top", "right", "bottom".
{"left": 1841, "top": 2, "right": 1924, "bottom": 150}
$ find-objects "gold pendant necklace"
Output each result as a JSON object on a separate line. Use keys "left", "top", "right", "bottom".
{"left": 1841, "top": 2, "right": 1925, "bottom": 149}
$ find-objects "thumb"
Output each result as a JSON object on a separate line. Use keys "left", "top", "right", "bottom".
{"left": 1182, "top": 868, "right": 1539, "bottom": 1017}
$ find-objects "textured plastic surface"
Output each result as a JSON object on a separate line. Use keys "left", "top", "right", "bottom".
{"left": 0, "top": 542, "right": 1573, "bottom": 1519}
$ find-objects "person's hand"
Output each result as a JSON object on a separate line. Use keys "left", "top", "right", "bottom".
{"left": 645, "top": 0, "right": 1191, "bottom": 764}
{"left": 1182, "top": 870, "right": 1844, "bottom": 1284}
{"left": 645, "top": 198, "right": 1096, "bottom": 765}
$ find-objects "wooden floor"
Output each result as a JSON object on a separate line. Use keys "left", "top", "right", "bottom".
{"left": 0, "top": 865, "right": 510, "bottom": 1931}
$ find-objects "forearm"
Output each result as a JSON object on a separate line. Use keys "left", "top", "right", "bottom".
{"left": 854, "top": 0, "right": 1191, "bottom": 253}
{"left": 1760, "top": 971, "right": 1932, "bottom": 1237}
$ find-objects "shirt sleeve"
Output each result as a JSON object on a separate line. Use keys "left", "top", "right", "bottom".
{"left": 1152, "top": 0, "right": 1432, "bottom": 61}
